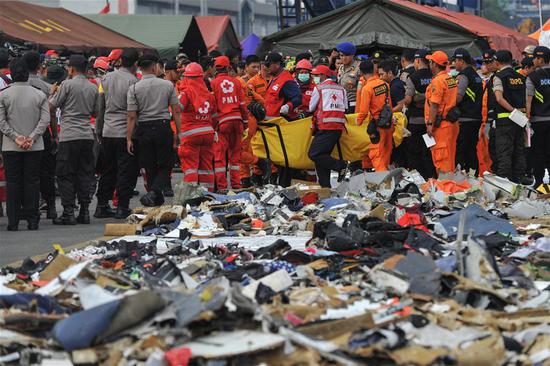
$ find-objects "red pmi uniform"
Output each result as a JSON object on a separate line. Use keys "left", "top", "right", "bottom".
{"left": 265, "top": 70, "right": 295, "bottom": 119}
{"left": 211, "top": 58, "right": 247, "bottom": 190}
{"left": 178, "top": 70, "right": 217, "bottom": 192}
{"left": 313, "top": 79, "right": 347, "bottom": 131}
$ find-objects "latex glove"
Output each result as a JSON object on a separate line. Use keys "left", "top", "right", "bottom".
{"left": 214, "top": 132, "right": 219, "bottom": 142}
{"left": 279, "top": 104, "right": 290, "bottom": 115}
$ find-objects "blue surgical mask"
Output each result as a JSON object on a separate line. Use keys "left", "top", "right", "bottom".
{"left": 313, "top": 76, "right": 321, "bottom": 84}
{"left": 298, "top": 73, "right": 310, "bottom": 83}
{"left": 449, "top": 69, "right": 459, "bottom": 77}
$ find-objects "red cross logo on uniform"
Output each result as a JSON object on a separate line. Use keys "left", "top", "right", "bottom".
{"left": 331, "top": 94, "right": 338, "bottom": 101}
{"left": 198, "top": 101, "right": 210, "bottom": 114}
{"left": 221, "top": 79, "right": 234, "bottom": 94}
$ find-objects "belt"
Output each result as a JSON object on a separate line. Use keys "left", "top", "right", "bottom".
{"left": 139, "top": 119, "right": 170, "bottom": 126}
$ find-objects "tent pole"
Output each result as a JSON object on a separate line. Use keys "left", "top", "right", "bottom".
{"left": 174, "top": 0, "right": 179, "bottom": 15}
{"left": 539, "top": 0, "right": 543, "bottom": 30}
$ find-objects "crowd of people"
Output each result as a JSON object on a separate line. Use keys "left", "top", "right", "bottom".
{"left": 0, "top": 41, "right": 549, "bottom": 231}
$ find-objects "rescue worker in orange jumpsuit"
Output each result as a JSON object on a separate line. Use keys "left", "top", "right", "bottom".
{"left": 264, "top": 52, "right": 302, "bottom": 186}
{"left": 246, "top": 57, "right": 274, "bottom": 185}
{"left": 243, "top": 55, "right": 260, "bottom": 83}
{"left": 248, "top": 57, "right": 269, "bottom": 99}
{"left": 211, "top": 56, "right": 248, "bottom": 191}
{"left": 425, "top": 51, "right": 459, "bottom": 174}
{"left": 308, "top": 65, "right": 348, "bottom": 187}
{"left": 237, "top": 57, "right": 264, "bottom": 187}
{"left": 357, "top": 60, "right": 394, "bottom": 171}
{"left": 178, "top": 63, "right": 217, "bottom": 191}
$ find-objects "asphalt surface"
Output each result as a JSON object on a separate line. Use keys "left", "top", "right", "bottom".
{"left": 0, "top": 174, "right": 179, "bottom": 266}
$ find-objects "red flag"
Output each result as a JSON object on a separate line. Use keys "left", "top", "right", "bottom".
{"left": 99, "top": 0, "right": 110, "bottom": 14}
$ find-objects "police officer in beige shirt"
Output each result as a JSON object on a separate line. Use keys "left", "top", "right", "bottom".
{"left": 336, "top": 42, "right": 360, "bottom": 113}
{"left": 49, "top": 55, "right": 99, "bottom": 225}
{"left": 0, "top": 58, "right": 50, "bottom": 231}
{"left": 127, "top": 53, "right": 181, "bottom": 207}
{"left": 95, "top": 49, "right": 139, "bottom": 219}
{"left": 22, "top": 51, "right": 59, "bottom": 220}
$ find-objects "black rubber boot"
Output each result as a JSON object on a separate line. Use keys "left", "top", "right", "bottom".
{"left": 76, "top": 204, "right": 90, "bottom": 224}
{"left": 94, "top": 204, "right": 116, "bottom": 218}
{"left": 53, "top": 208, "right": 77, "bottom": 225}
{"left": 115, "top": 207, "right": 132, "bottom": 220}
{"left": 140, "top": 191, "right": 158, "bottom": 207}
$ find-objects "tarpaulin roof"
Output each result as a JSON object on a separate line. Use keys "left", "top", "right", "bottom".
{"left": 85, "top": 14, "right": 207, "bottom": 60}
{"left": 0, "top": 1, "right": 149, "bottom": 52}
{"left": 195, "top": 16, "right": 241, "bottom": 53}
{"left": 241, "top": 33, "right": 261, "bottom": 58}
{"left": 262, "top": 0, "right": 536, "bottom": 59}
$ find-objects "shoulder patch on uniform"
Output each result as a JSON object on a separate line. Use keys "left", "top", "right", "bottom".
{"left": 446, "top": 77, "right": 457, "bottom": 88}
{"left": 373, "top": 84, "right": 388, "bottom": 96}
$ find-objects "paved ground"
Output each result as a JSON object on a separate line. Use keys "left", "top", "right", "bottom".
{"left": 0, "top": 175, "right": 180, "bottom": 266}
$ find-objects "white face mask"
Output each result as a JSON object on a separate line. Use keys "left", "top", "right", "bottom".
{"left": 313, "top": 76, "right": 321, "bottom": 84}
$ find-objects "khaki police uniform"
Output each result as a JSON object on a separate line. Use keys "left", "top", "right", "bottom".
{"left": 96, "top": 67, "right": 139, "bottom": 212}
{"left": 338, "top": 61, "right": 361, "bottom": 113}
{"left": 0, "top": 81, "right": 50, "bottom": 227}
{"left": 49, "top": 74, "right": 99, "bottom": 219}
{"left": 28, "top": 73, "right": 57, "bottom": 214}
{"left": 127, "top": 74, "right": 178, "bottom": 200}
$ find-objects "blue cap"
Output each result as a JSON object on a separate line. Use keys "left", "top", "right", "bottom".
{"left": 336, "top": 42, "right": 356, "bottom": 56}
{"left": 357, "top": 54, "right": 369, "bottom": 61}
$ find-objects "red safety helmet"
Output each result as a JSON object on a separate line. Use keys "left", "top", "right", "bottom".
{"left": 312, "top": 65, "right": 331, "bottom": 76}
{"left": 295, "top": 59, "right": 313, "bottom": 71}
{"left": 214, "top": 56, "right": 230, "bottom": 68}
{"left": 45, "top": 49, "right": 59, "bottom": 57}
{"left": 93, "top": 57, "right": 110, "bottom": 70}
{"left": 108, "top": 49, "right": 123, "bottom": 61}
{"left": 184, "top": 62, "right": 203, "bottom": 77}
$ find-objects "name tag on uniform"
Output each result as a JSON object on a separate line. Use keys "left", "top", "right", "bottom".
{"left": 373, "top": 84, "right": 387, "bottom": 96}
{"left": 446, "top": 78, "right": 457, "bottom": 88}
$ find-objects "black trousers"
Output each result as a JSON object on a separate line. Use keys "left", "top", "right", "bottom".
{"left": 531, "top": 121, "right": 550, "bottom": 185}
{"left": 456, "top": 120, "right": 482, "bottom": 174}
{"left": 56, "top": 139, "right": 95, "bottom": 210}
{"left": 308, "top": 129, "right": 346, "bottom": 188}
{"left": 495, "top": 120, "right": 527, "bottom": 182}
{"left": 96, "top": 137, "right": 139, "bottom": 208}
{"left": 40, "top": 128, "right": 56, "bottom": 202}
{"left": 400, "top": 124, "right": 436, "bottom": 180}
{"left": 136, "top": 121, "right": 174, "bottom": 194}
{"left": 3, "top": 151, "right": 42, "bottom": 225}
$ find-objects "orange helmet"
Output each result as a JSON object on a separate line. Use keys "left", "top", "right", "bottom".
{"left": 94, "top": 57, "right": 110, "bottom": 70}
{"left": 295, "top": 59, "right": 313, "bottom": 71}
{"left": 184, "top": 62, "right": 203, "bottom": 77}
{"left": 108, "top": 49, "right": 123, "bottom": 61}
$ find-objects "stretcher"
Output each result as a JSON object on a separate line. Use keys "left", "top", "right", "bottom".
{"left": 251, "top": 113, "right": 407, "bottom": 170}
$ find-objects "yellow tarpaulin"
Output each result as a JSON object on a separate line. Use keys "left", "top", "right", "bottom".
{"left": 251, "top": 113, "right": 407, "bottom": 170}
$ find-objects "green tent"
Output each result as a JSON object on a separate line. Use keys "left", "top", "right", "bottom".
{"left": 85, "top": 14, "right": 207, "bottom": 60}
{"left": 261, "top": 0, "right": 535, "bottom": 59}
